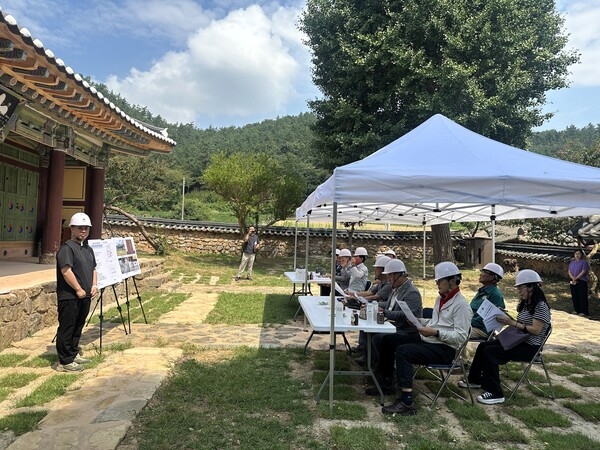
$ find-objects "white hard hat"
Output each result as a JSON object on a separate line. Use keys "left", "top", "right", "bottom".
{"left": 482, "top": 262, "right": 504, "bottom": 279}
{"left": 374, "top": 255, "right": 391, "bottom": 268}
{"left": 383, "top": 249, "right": 396, "bottom": 256}
{"left": 515, "top": 269, "right": 542, "bottom": 286}
{"left": 339, "top": 249, "right": 352, "bottom": 257}
{"left": 434, "top": 261, "right": 461, "bottom": 281}
{"left": 69, "top": 212, "right": 92, "bottom": 227}
{"left": 382, "top": 259, "right": 407, "bottom": 274}
{"left": 353, "top": 247, "right": 368, "bottom": 257}
{"left": 335, "top": 249, "right": 341, "bottom": 255}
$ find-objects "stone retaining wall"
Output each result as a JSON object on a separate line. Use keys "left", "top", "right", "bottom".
{"left": 0, "top": 259, "right": 166, "bottom": 351}
{"left": 102, "top": 225, "right": 433, "bottom": 261}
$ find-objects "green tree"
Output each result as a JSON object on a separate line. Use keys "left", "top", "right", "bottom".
{"left": 300, "top": 0, "right": 578, "bottom": 263}
{"left": 202, "top": 152, "right": 305, "bottom": 234}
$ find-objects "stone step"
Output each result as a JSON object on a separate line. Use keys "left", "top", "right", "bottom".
{"left": 138, "top": 272, "right": 171, "bottom": 289}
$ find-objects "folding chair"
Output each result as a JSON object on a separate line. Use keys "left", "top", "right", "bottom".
{"left": 413, "top": 334, "right": 474, "bottom": 409}
{"left": 504, "top": 323, "right": 554, "bottom": 401}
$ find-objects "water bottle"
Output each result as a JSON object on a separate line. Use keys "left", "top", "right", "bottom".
{"left": 367, "top": 301, "right": 375, "bottom": 324}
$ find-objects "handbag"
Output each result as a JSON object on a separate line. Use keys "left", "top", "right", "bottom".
{"left": 497, "top": 326, "right": 528, "bottom": 350}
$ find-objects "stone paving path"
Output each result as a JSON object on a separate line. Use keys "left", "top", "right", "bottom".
{"left": 2, "top": 282, "right": 600, "bottom": 449}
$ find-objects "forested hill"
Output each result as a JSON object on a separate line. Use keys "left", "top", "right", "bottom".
{"left": 528, "top": 124, "right": 600, "bottom": 158}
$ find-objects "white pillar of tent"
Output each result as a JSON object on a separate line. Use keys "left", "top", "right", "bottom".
{"left": 304, "top": 212, "right": 310, "bottom": 286}
{"left": 328, "top": 203, "right": 338, "bottom": 410}
{"left": 422, "top": 217, "right": 427, "bottom": 279}
{"left": 491, "top": 205, "right": 496, "bottom": 263}
{"left": 293, "top": 221, "right": 299, "bottom": 270}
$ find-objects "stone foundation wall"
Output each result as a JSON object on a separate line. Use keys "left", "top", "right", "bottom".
{"left": 0, "top": 259, "right": 166, "bottom": 351}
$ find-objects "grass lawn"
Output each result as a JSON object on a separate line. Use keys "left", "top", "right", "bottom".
{"left": 2, "top": 252, "right": 600, "bottom": 449}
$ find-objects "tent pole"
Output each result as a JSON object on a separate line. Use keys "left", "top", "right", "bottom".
{"left": 329, "top": 203, "right": 338, "bottom": 410}
{"left": 293, "top": 220, "right": 299, "bottom": 270}
{"left": 490, "top": 205, "right": 496, "bottom": 263}
{"left": 305, "top": 213, "right": 310, "bottom": 286}
{"left": 422, "top": 217, "right": 427, "bottom": 280}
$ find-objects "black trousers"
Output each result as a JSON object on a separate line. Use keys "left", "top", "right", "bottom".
{"left": 468, "top": 339, "right": 539, "bottom": 397}
{"left": 570, "top": 280, "right": 589, "bottom": 315}
{"left": 395, "top": 342, "right": 456, "bottom": 389}
{"left": 377, "top": 332, "right": 422, "bottom": 378}
{"left": 56, "top": 297, "right": 91, "bottom": 365}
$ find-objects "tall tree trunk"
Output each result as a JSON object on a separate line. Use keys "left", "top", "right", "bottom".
{"left": 431, "top": 223, "right": 454, "bottom": 265}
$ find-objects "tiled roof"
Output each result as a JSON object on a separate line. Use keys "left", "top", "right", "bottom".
{"left": 0, "top": 11, "right": 175, "bottom": 154}
{"left": 104, "top": 215, "right": 456, "bottom": 241}
{"left": 569, "top": 215, "right": 600, "bottom": 241}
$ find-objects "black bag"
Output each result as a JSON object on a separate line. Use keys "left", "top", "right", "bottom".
{"left": 497, "top": 326, "right": 528, "bottom": 350}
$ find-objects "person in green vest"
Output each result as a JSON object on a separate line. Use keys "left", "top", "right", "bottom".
{"left": 470, "top": 263, "right": 505, "bottom": 338}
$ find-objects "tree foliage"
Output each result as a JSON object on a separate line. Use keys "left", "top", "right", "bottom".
{"left": 202, "top": 152, "right": 305, "bottom": 234}
{"left": 300, "top": 0, "right": 579, "bottom": 170}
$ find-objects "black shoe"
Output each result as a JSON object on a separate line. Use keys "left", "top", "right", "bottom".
{"left": 382, "top": 399, "right": 416, "bottom": 415}
{"left": 365, "top": 384, "right": 395, "bottom": 396}
{"left": 235, "top": 277, "right": 240, "bottom": 281}
{"left": 354, "top": 356, "right": 367, "bottom": 366}
{"left": 246, "top": 276, "right": 252, "bottom": 280}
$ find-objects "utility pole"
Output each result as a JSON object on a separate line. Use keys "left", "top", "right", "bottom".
{"left": 181, "top": 177, "right": 185, "bottom": 220}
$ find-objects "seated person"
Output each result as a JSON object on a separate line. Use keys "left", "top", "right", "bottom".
{"left": 347, "top": 247, "right": 369, "bottom": 292}
{"left": 320, "top": 248, "right": 342, "bottom": 296}
{"left": 380, "top": 262, "right": 472, "bottom": 416}
{"left": 460, "top": 269, "right": 551, "bottom": 405}
{"left": 362, "top": 259, "right": 423, "bottom": 383}
{"left": 470, "top": 263, "right": 505, "bottom": 339}
{"left": 347, "top": 255, "right": 392, "bottom": 303}
{"left": 332, "top": 248, "right": 352, "bottom": 290}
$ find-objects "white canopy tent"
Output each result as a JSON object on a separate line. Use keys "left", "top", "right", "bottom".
{"left": 296, "top": 113, "right": 600, "bottom": 408}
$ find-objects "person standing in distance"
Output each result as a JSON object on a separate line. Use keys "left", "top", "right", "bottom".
{"left": 235, "top": 225, "right": 261, "bottom": 281}
{"left": 568, "top": 250, "right": 590, "bottom": 317}
{"left": 55, "top": 212, "right": 97, "bottom": 372}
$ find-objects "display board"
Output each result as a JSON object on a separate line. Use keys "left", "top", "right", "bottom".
{"left": 114, "top": 236, "right": 141, "bottom": 279}
{"left": 88, "top": 239, "right": 122, "bottom": 289}
{"left": 88, "top": 237, "right": 141, "bottom": 289}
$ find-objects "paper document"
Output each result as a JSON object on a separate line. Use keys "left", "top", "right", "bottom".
{"left": 476, "top": 298, "right": 507, "bottom": 333}
{"left": 334, "top": 282, "right": 350, "bottom": 297}
{"left": 398, "top": 301, "right": 423, "bottom": 329}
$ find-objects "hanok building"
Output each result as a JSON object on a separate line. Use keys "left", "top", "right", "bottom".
{"left": 0, "top": 12, "right": 175, "bottom": 263}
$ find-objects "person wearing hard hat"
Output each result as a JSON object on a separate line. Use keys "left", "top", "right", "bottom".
{"left": 347, "top": 247, "right": 369, "bottom": 291}
{"left": 363, "top": 259, "right": 423, "bottom": 388}
{"left": 332, "top": 248, "right": 352, "bottom": 290}
{"left": 383, "top": 249, "right": 396, "bottom": 259}
{"left": 469, "top": 263, "right": 506, "bottom": 339}
{"left": 55, "top": 212, "right": 98, "bottom": 372}
{"left": 381, "top": 261, "right": 471, "bottom": 416}
{"left": 347, "top": 255, "right": 392, "bottom": 361}
{"left": 461, "top": 269, "right": 551, "bottom": 405}
{"left": 349, "top": 255, "right": 392, "bottom": 302}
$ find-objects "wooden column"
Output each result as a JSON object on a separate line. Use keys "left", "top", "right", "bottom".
{"left": 39, "top": 149, "right": 66, "bottom": 264}
{"left": 88, "top": 166, "right": 105, "bottom": 239}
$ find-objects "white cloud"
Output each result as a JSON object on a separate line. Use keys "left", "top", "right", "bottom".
{"left": 106, "top": 4, "right": 310, "bottom": 126}
{"left": 560, "top": 1, "right": 600, "bottom": 87}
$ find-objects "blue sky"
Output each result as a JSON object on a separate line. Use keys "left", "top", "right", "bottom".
{"left": 1, "top": 0, "right": 598, "bottom": 131}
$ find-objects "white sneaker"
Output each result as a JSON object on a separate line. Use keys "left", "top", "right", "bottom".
{"left": 57, "top": 362, "right": 84, "bottom": 372}
{"left": 477, "top": 391, "right": 505, "bottom": 405}
{"left": 458, "top": 380, "right": 481, "bottom": 389}
{"left": 74, "top": 356, "right": 91, "bottom": 364}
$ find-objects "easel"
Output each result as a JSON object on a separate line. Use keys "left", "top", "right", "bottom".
{"left": 124, "top": 276, "right": 148, "bottom": 333}
{"left": 86, "top": 283, "right": 128, "bottom": 353}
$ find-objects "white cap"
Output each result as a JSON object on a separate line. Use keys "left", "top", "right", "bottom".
{"left": 383, "top": 249, "right": 396, "bottom": 256}
{"left": 434, "top": 261, "right": 461, "bottom": 281}
{"left": 69, "top": 212, "right": 92, "bottom": 227}
{"left": 515, "top": 269, "right": 542, "bottom": 286}
{"left": 339, "top": 249, "right": 352, "bottom": 257}
{"left": 353, "top": 247, "right": 368, "bottom": 257}
{"left": 482, "top": 262, "right": 504, "bottom": 279}
{"left": 382, "top": 259, "right": 407, "bottom": 274}
{"left": 374, "top": 255, "right": 391, "bottom": 268}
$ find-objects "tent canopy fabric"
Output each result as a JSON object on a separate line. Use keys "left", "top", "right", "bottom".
{"left": 296, "top": 114, "right": 600, "bottom": 225}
